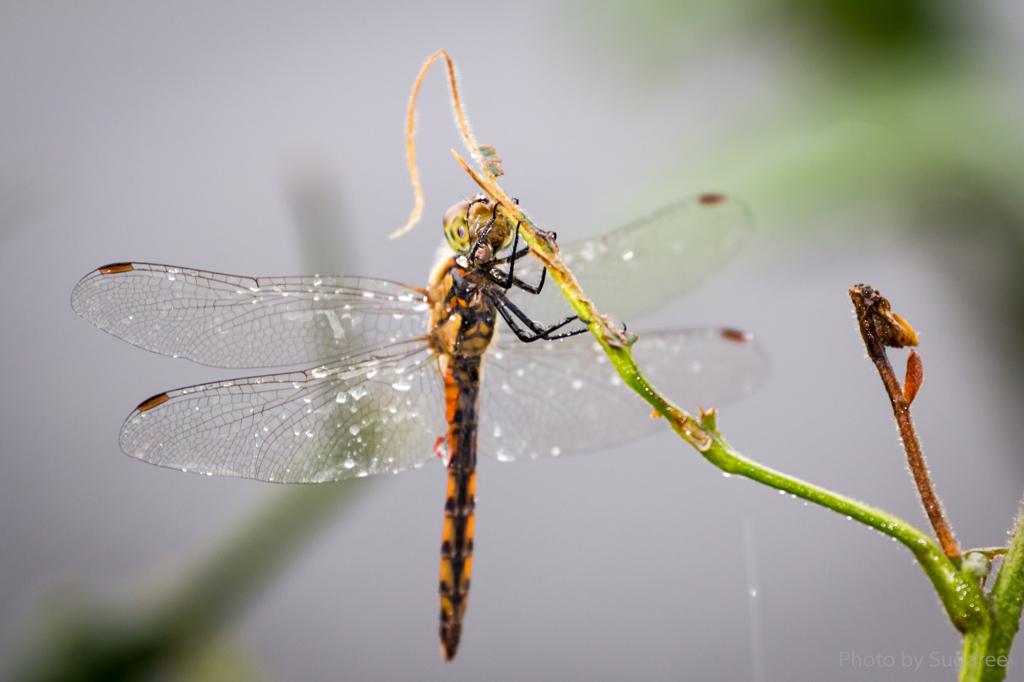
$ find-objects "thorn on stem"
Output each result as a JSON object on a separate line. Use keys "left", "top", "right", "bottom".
{"left": 699, "top": 406, "right": 717, "bottom": 431}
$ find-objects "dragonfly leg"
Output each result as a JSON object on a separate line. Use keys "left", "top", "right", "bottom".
{"left": 486, "top": 246, "right": 530, "bottom": 268}
{"left": 492, "top": 290, "right": 588, "bottom": 343}
{"left": 506, "top": 223, "right": 548, "bottom": 294}
{"left": 483, "top": 223, "right": 548, "bottom": 294}
{"left": 481, "top": 263, "right": 541, "bottom": 293}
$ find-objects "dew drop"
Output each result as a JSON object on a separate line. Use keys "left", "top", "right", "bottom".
{"left": 621, "top": 251, "right": 634, "bottom": 262}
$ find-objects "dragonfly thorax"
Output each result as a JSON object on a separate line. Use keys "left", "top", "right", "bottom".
{"left": 429, "top": 265, "right": 499, "bottom": 359}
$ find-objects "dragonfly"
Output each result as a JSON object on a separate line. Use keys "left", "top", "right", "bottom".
{"left": 71, "top": 192, "right": 767, "bottom": 660}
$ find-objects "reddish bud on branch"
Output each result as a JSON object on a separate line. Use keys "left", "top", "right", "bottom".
{"left": 903, "top": 349, "right": 924, "bottom": 406}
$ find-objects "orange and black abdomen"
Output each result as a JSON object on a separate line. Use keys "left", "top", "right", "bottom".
{"left": 438, "top": 354, "right": 481, "bottom": 660}
{"left": 429, "top": 264, "right": 498, "bottom": 660}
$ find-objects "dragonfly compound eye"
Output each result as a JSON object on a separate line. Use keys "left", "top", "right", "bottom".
{"left": 443, "top": 200, "right": 473, "bottom": 254}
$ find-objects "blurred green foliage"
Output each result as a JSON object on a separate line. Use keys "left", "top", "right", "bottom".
{"left": 10, "top": 466, "right": 363, "bottom": 681}
{"left": 787, "top": 0, "right": 952, "bottom": 51}
{"left": 586, "top": 0, "right": 1024, "bottom": 364}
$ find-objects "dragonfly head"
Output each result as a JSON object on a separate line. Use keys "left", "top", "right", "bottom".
{"left": 443, "top": 194, "right": 514, "bottom": 264}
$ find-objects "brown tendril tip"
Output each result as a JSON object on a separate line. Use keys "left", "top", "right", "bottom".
{"left": 390, "top": 49, "right": 489, "bottom": 240}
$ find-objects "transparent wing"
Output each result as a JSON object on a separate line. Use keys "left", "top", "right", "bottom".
{"left": 478, "top": 328, "right": 767, "bottom": 462}
{"left": 72, "top": 263, "right": 432, "bottom": 368}
{"left": 119, "top": 340, "right": 447, "bottom": 482}
{"left": 506, "top": 194, "right": 751, "bottom": 323}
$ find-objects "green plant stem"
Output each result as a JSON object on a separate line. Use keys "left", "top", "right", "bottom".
{"left": 987, "top": 499, "right": 1024, "bottom": 663}
{"left": 606, "top": 320, "right": 987, "bottom": 633}
{"left": 701, "top": 430, "right": 989, "bottom": 633}
{"left": 958, "top": 497, "right": 1024, "bottom": 682}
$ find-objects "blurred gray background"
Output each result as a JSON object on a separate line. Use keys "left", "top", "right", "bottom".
{"left": 2, "top": 1, "right": 1024, "bottom": 680}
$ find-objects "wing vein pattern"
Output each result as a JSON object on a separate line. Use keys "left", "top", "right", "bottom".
{"left": 477, "top": 328, "right": 767, "bottom": 462}
{"left": 120, "top": 340, "right": 446, "bottom": 482}
{"left": 506, "top": 194, "right": 751, "bottom": 323}
{"left": 72, "top": 263, "right": 433, "bottom": 368}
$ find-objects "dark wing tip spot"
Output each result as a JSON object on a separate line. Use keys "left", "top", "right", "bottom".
{"left": 136, "top": 393, "right": 170, "bottom": 411}
{"left": 721, "top": 328, "right": 751, "bottom": 343}
{"left": 698, "top": 193, "right": 726, "bottom": 206}
{"left": 99, "top": 263, "right": 134, "bottom": 274}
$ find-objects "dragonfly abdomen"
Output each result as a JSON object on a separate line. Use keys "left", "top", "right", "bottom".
{"left": 439, "top": 355, "right": 480, "bottom": 661}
